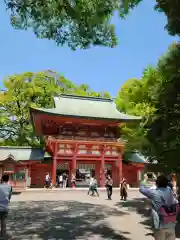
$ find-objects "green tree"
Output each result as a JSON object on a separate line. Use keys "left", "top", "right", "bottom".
{"left": 116, "top": 42, "right": 180, "bottom": 173}
{"left": 119, "top": 0, "right": 180, "bottom": 37}
{"left": 0, "top": 71, "right": 111, "bottom": 146}
{"left": 0, "top": 71, "right": 60, "bottom": 146}
{"left": 5, "top": 0, "right": 118, "bottom": 50}
{"left": 146, "top": 43, "right": 180, "bottom": 171}
{"left": 4, "top": 1, "right": 180, "bottom": 50}
{"left": 116, "top": 67, "right": 158, "bottom": 158}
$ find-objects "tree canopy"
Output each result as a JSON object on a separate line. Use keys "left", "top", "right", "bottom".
{"left": 0, "top": 71, "right": 111, "bottom": 146}
{"left": 146, "top": 43, "right": 180, "bottom": 171}
{"left": 119, "top": 0, "right": 180, "bottom": 37}
{"left": 4, "top": 0, "right": 180, "bottom": 50}
{"left": 1, "top": 43, "right": 180, "bottom": 174}
{"left": 116, "top": 42, "right": 180, "bottom": 172}
{"left": 116, "top": 69, "right": 156, "bottom": 156}
{"left": 5, "top": 0, "right": 118, "bottom": 50}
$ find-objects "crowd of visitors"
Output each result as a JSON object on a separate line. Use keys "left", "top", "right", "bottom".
{"left": 0, "top": 170, "right": 178, "bottom": 239}
{"left": 0, "top": 170, "right": 179, "bottom": 240}
{"left": 44, "top": 172, "right": 76, "bottom": 188}
{"left": 44, "top": 171, "right": 129, "bottom": 201}
{"left": 57, "top": 173, "right": 68, "bottom": 188}
{"left": 87, "top": 174, "right": 128, "bottom": 201}
{"left": 0, "top": 171, "right": 129, "bottom": 238}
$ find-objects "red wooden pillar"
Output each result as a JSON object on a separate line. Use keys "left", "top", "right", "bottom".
{"left": 118, "top": 150, "right": 123, "bottom": 184}
{"left": 28, "top": 164, "right": 31, "bottom": 188}
{"left": 69, "top": 144, "right": 77, "bottom": 187}
{"left": 68, "top": 161, "right": 71, "bottom": 186}
{"left": 28, "top": 164, "right": 31, "bottom": 177}
{"left": 14, "top": 165, "right": 17, "bottom": 187}
{"left": 112, "top": 162, "right": 118, "bottom": 187}
{"left": 52, "top": 156, "right": 57, "bottom": 186}
{"left": 95, "top": 162, "right": 100, "bottom": 186}
{"left": 71, "top": 155, "right": 77, "bottom": 176}
{"left": 52, "top": 142, "right": 58, "bottom": 187}
{"left": 100, "top": 145, "right": 105, "bottom": 187}
{"left": 72, "top": 143, "right": 77, "bottom": 176}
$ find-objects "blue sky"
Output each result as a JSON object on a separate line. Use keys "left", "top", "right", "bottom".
{"left": 0, "top": 1, "right": 177, "bottom": 96}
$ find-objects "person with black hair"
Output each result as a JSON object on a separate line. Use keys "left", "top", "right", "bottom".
{"left": 139, "top": 175, "right": 178, "bottom": 240}
{"left": 91, "top": 177, "right": 99, "bottom": 196}
{"left": 105, "top": 175, "right": 113, "bottom": 200}
{"left": 120, "top": 177, "right": 128, "bottom": 201}
{"left": 0, "top": 174, "right": 12, "bottom": 237}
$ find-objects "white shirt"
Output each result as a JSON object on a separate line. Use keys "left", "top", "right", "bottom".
{"left": 59, "top": 175, "right": 63, "bottom": 182}
{"left": 150, "top": 185, "right": 157, "bottom": 190}
{"left": 89, "top": 178, "right": 94, "bottom": 186}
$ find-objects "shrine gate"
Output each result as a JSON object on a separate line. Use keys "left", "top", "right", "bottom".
{"left": 30, "top": 94, "right": 141, "bottom": 187}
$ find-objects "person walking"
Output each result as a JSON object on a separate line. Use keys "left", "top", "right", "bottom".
{"left": 91, "top": 177, "right": 99, "bottom": 196}
{"left": 87, "top": 176, "right": 94, "bottom": 195}
{"left": 139, "top": 175, "right": 179, "bottom": 240}
{"left": 62, "top": 173, "right": 68, "bottom": 188}
{"left": 0, "top": 174, "right": 12, "bottom": 238}
{"left": 59, "top": 174, "right": 63, "bottom": 188}
{"left": 71, "top": 174, "right": 76, "bottom": 188}
{"left": 49, "top": 176, "right": 53, "bottom": 188}
{"left": 88, "top": 177, "right": 99, "bottom": 196}
{"left": 120, "top": 177, "right": 128, "bottom": 201}
{"left": 105, "top": 175, "right": 113, "bottom": 200}
{"left": 44, "top": 172, "right": 50, "bottom": 188}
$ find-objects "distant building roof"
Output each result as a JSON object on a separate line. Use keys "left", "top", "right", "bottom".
{"left": 130, "top": 153, "right": 148, "bottom": 163}
{"left": 30, "top": 94, "right": 141, "bottom": 122}
{"left": 124, "top": 152, "right": 148, "bottom": 164}
{"left": 0, "top": 146, "right": 44, "bottom": 161}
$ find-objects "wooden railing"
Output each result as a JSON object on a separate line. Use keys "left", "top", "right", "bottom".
{"left": 53, "top": 135, "right": 118, "bottom": 142}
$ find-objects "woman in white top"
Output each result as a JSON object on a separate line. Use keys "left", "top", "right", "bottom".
{"left": 87, "top": 177, "right": 94, "bottom": 195}
{"left": 59, "top": 175, "right": 63, "bottom": 188}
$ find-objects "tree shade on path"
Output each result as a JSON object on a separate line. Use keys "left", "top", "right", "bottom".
{"left": 8, "top": 190, "right": 153, "bottom": 239}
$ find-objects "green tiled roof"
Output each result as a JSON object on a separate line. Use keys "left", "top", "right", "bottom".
{"left": 124, "top": 152, "right": 147, "bottom": 163}
{"left": 0, "top": 146, "right": 44, "bottom": 161}
{"left": 44, "top": 151, "right": 52, "bottom": 158}
{"left": 30, "top": 94, "right": 141, "bottom": 122}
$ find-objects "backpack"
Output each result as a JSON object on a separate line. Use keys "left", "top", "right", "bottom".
{"left": 158, "top": 189, "right": 179, "bottom": 224}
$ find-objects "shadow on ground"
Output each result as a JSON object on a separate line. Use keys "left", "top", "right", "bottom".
{"left": 175, "top": 214, "right": 180, "bottom": 238}
{"left": 115, "top": 198, "right": 153, "bottom": 236}
{"left": 7, "top": 200, "right": 131, "bottom": 240}
{"left": 12, "top": 192, "right": 22, "bottom": 195}
{"left": 115, "top": 197, "right": 180, "bottom": 238}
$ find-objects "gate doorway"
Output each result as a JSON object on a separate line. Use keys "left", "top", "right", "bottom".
{"left": 76, "top": 163, "right": 95, "bottom": 187}
{"left": 56, "top": 169, "right": 69, "bottom": 187}
{"left": 56, "top": 162, "right": 69, "bottom": 187}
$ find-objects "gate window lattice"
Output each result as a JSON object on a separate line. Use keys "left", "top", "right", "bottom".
{"left": 77, "top": 164, "right": 95, "bottom": 170}
{"left": 56, "top": 163, "right": 112, "bottom": 170}
{"left": 56, "top": 163, "right": 69, "bottom": 169}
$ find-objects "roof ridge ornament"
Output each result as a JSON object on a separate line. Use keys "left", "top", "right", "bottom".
{"left": 54, "top": 94, "right": 113, "bottom": 102}
{"left": 8, "top": 153, "right": 15, "bottom": 160}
